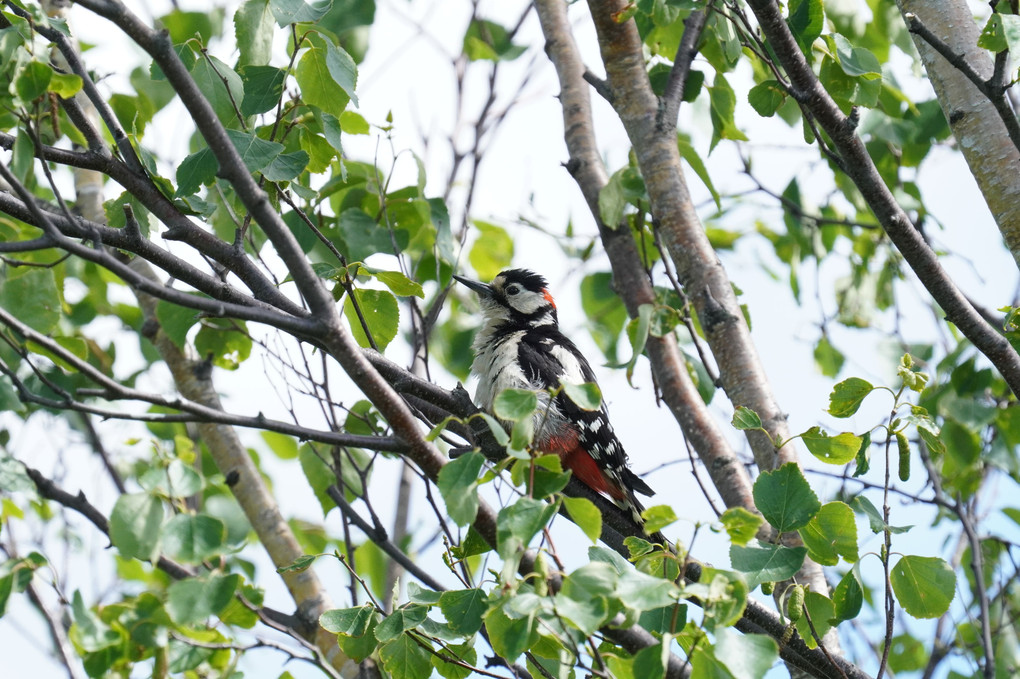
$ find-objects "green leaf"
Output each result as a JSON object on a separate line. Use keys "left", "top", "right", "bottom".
{"left": 343, "top": 288, "right": 399, "bottom": 350}
{"left": 832, "top": 569, "right": 863, "bottom": 621}
{"left": 553, "top": 592, "right": 608, "bottom": 636}
{"left": 262, "top": 149, "right": 309, "bottom": 181}
{"left": 983, "top": 14, "right": 1020, "bottom": 65}
{"left": 15, "top": 60, "right": 52, "bottom": 102}
{"left": 0, "top": 268, "right": 60, "bottom": 334}
{"left": 562, "top": 495, "right": 602, "bottom": 543}
{"left": 801, "top": 427, "right": 862, "bottom": 465}
{"left": 715, "top": 628, "right": 780, "bottom": 679}
{"left": 235, "top": 0, "right": 276, "bottom": 67}
{"left": 194, "top": 318, "right": 252, "bottom": 369}
{"left": 688, "top": 567, "right": 748, "bottom": 630}
{"left": 437, "top": 451, "right": 484, "bottom": 526}
{"left": 374, "top": 604, "right": 428, "bottom": 642}
{"left": 520, "top": 456, "right": 570, "bottom": 499}
{"left": 70, "top": 591, "right": 120, "bottom": 652}
{"left": 372, "top": 270, "right": 425, "bottom": 298}
{"left": 139, "top": 459, "right": 203, "bottom": 498}
{"left": 562, "top": 382, "right": 602, "bottom": 411}
{"left": 748, "top": 80, "right": 787, "bottom": 117}
{"left": 438, "top": 589, "right": 487, "bottom": 636}
{"left": 830, "top": 33, "right": 881, "bottom": 79}
{"left": 278, "top": 553, "right": 319, "bottom": 572}
{"left": 496, "top": 497, "right": 558, "bottom": 559}
{"left": 298, "top": 444, "right": 334, "bottom": 515}
{"left": 432, "top": 641, "right": 477, "bottom": 679}
{"left": 270, "top": 0, "right": 331, "bottom": 26}
{"left": 0, "top": 456, "right": 33, "bottom": 491}
{"left": 493, "top": 388, "right": 539, "bottom": 422}
{"left": 468, "top": 221, "right": 513, "bottom": 280}
{"left": 335, "top": 208, "right": 395, "bottom": 261}
{"left": 616, "top": 568, "right": 681, "bottom": 612}
{"left": 787, "top": 0, "right": 824, "bottom": 55}
{"left": 175, "top": 146, "right": 218, "bottom": 196}
{"left": 677, "top": 133, "right": 719, "bottom": 208}
{"left": 708, "top": 72, "right": 748, "bottom": 151}
{"left": 798, "top": 501, "right": 859, "bottom": 565}
{"left": 339, "top": 610, "right": 381, "bottom": 662}
{"left": 813, "top": 334, "right": 844, "bottom": 377}
{"left": 731, "top": 405, "right": 762, "bottom": 430}
{"left": 162, "top": 514, "right": 227, "bottom": 564}
{"left": 719, "top": 506, "right": 764, "bottom": 546}
{"left": 890, "top": 555, "right": 956, "bottom": 619}
{"left": 226, "top": 128, "right": 285, "bottom": 173}
{"left": 48, "top": 72, "right": 82, "bottom": 98}
{"left": 752, "top": 462, "right": 821, "bottom": 532}
{"left": 483, "top": 606, "right": 535, "bottom": 663}
{"left": 897, "top": 353, "right": 928, "bottom": 392}
{"left": 979, "top": 14, "right": 1009, "bottom": 52}
{"left": 632, "top": 641, "right": 667, "bottom": 679}
{"left": 262, "top": 430, "right": 299, "bottom": 459}
{"left": 320, "top": 604, "right": 376, "bottom": 636}
{"left": 850, "top": 495, "right": 912, "bottom": 534}
{"left": 190, "top": 54, "right": 245, "bottom": 124}
{"left": 166, "top": 573, "right": 240, "bottom": 625}
{"left": 296, "top": 32, "right": 351, "bottom": 116}
{"left": 793, "top": 591, "right": 834, "bottom": 648}
{"left": 160, "top": 9, "right": 217, "bottom": 43}
{"left": 642, "top": 504, "right": 678, "bottom": 533}
{"left": 462, "top": 19, "right": 525, "bottom": 62}
{"left": 581, "top": 271, "right": 628, "bottom": 363}
{"left": 109, "top": 493, "right": 164, "bottom": 562}
{"left": 324, "top": 38, "right": 359, "bottom": 106}
{"left": 827, "top": 377, "right": 874, "bottom": 417}
{"left": 729, "top": 541, "right": 807, "bottom": 590}
{"left": 475, "top": 412, "right": 510, "bottom": 447}
{"left": 239, "top": 65, "right": 286, "bottom": 116}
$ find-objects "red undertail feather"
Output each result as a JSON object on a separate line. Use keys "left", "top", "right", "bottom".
{"left": 544, "top": 432, "right": 626, "bottom": 501}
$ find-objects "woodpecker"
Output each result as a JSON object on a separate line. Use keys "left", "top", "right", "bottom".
{"left": 454, "top": 268, "right": 655, "bottom": 530}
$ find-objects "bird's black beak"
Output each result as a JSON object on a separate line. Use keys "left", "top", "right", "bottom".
{"left": 453, "top": 274, "right": 493, "bottom": 298}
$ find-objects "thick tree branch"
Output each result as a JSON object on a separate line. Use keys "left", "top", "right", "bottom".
{"left": 585, "top": 0, "right": 801, "bottom": 476}
{"left": 0, "top": 191, "right": 309, "bottom": 329}
{"left": 533, "top": 0, "right": 754, "bottom": 514}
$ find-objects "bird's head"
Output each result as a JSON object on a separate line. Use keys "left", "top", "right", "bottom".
{"left": 454, "top": 268, "right": 558, "bottom": 327}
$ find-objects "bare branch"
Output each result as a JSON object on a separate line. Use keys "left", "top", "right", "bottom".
{"left": 659, "top": 7, "right": 710, "bottom": 129}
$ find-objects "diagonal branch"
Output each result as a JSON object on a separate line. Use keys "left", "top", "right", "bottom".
{"left": 745, "top": 0, "right": 1020, "bottom": 398}
{"left": 534, "top": 0, "right": 753, "bottom": 511}
{"left": 903, "top": 12, "right": 1020, "bottom": 153}
{"left": 73, "top": 0, "right": 336, "bottom": 321}
{"left": 659, "top": 7, "right": 710, "bottom": 129}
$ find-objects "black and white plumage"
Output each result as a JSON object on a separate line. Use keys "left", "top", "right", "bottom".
{"left": 454, "top": 268, "right": 655, "bottom": 529}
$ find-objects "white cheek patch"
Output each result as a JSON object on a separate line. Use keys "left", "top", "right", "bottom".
{"left": 509, "top": 291, "right": 549, "bottom": 315}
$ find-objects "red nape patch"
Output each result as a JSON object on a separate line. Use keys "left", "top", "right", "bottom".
{"left": 544, "top": 433, "right": 624, "bottom": 501}
{"left": 542, "top": 288, "right": 556, "bottom": 308}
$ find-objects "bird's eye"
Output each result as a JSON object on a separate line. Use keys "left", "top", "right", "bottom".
{"left": 506, "top": 284, "right": 520, "bottom": 296}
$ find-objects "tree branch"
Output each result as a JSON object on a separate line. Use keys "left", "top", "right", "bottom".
{"left": 745, "top": 0, "right": 1020, "bottom": 397}
{"left": 659, "top": 7, "right": 710, "bottom": 129}
{"left": 903, "top": 12, "right": 1020, "bottom": 153}
{"left": 73, "top": 0, "right": 337, "bottom": 322}
{"left": 533, "top": 0, "right": 754, "bottom": 514}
